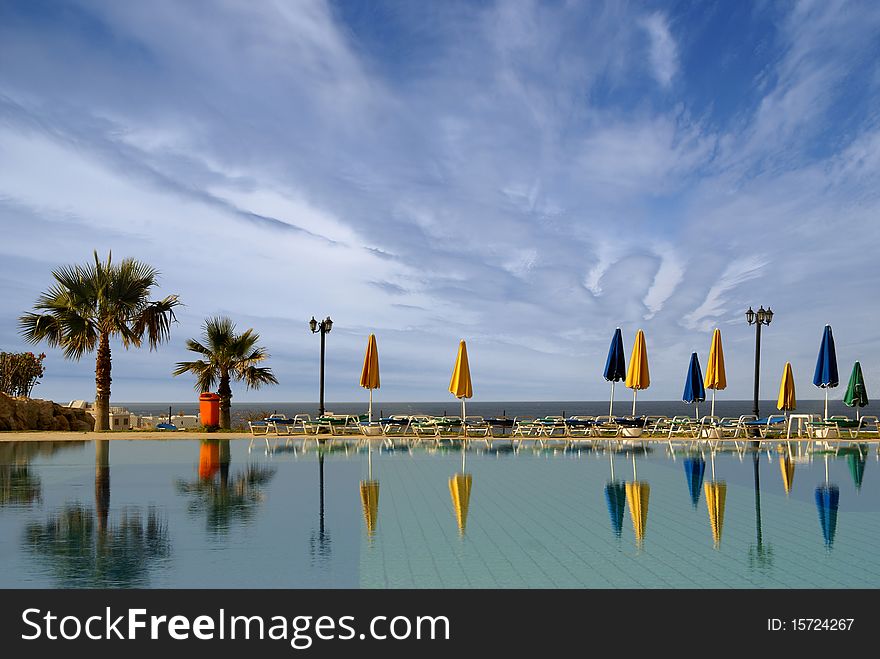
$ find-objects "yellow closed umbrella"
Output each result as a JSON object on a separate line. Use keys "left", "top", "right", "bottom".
{"left": 625, "top": 481, "right": 650, "bottom": 548}
{"left": 625, "top": 329, "right": 650, "bottom": 416}
{"left": 449, "top": 473, "right": 472, "bottom": 535}
{"left": 779, "top": 453, "right": 795, "bottom": 495}
{"left": 449, "top": 340, "right": 473, "bottom": 430}
{"left": 704, "top": 481, "right": 727, "bottom": 548}
{"left": 777, "top": 361, "right": 796, "bottom": 414}
{"left": 704, "top": 328, "right": 727, "bottom": 418}
{"left": 359, "top": 334, "right": 380, "bottom": 423}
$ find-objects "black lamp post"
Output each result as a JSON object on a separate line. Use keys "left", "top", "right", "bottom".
{"left": 745, "top": 306, "right": 773, "bottom": 419}
{"left": 309, "top": 316, "right": 333, "bottom": 418}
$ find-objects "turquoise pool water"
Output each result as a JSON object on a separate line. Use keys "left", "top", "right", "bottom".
{"left": 1, "top": 439, "right": 878, "bottom": 588}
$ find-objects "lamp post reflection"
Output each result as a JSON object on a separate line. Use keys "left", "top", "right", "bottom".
{"left": 748, "top": 452, "right": 773, "bottom": 570}
{"left": 310, "top": 448, "right": 332, "bottom": 562}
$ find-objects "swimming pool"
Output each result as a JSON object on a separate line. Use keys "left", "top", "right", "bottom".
{"left": 1, "top": 439, "right": 877, "bottom": 588}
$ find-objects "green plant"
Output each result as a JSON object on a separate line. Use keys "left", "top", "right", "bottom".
{"left": 0, "top": 351, "right": 46, "bottom": 398}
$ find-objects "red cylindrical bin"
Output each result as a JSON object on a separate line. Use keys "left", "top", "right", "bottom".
{"left": 199, "top": 392, "right": 221, "bottom": 427}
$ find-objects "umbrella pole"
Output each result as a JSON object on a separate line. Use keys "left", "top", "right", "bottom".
{"left": 711, "top": 389, "right": 716, "bottom": 418}
{"left": 461, "top": 398, "right": 466, "bottom": 437}
{"left": 695, "top": 403, "right": 699, "bottom": 420}
{"left": 632, "top": 389, "right": 637, "bottom": 417}
{"left": 369, "top": 389, "right": 373, "bottom": 424}
{"left": 824, "top": 389, "right": 829, "bottom": 420}
{"left": 610, "top": 382, "right": 614, "bottom": 418}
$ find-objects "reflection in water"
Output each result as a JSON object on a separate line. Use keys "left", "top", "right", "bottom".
{"left": 779, "top": 453, "right": 795, "bottom": 495}
{"left": 749, "top": 452, "right": 773, "bottom": 570}
{"left": 704, "top": 481, "right": 727, "bottom": 548}
{"left": 703, "top": 453, "right": 726, "bottom": 549}
{"left": 23, "top": 440, "right": 170, "bottom": 587}
{"left": 683, "top": 455, "right": 706, "bottom": 508}
{"left": 310, "top": 448, "right": 331, "bottom": 562}
{"left": 626, "top": 453, "right": 649, "bottom": 548}
{"left": 1, "top": 441, "right": 86, "bottom": 507}
{"left": 816, "top": 455, "right": 840, "bottom": 550}
{"left": 449, "top": 446, "right": 472, "bottom": 536}
{"left": 176, "top": 440, "right": 275, "bottom": 534}
{"left": 604, "top": 452, "right": 625, "bottom": 538}
{"left": 360, "top": 448, "right": 379, "bottom": 538}
{"left": 846, "top": 449, "right": 866, "bottom": 491}
{"left": 1, "top": 463, "right": 41, "bottom": 507}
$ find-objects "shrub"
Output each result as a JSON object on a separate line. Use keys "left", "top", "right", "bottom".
{"left": 0, "top": 352, "right": 46, "bottom": 398}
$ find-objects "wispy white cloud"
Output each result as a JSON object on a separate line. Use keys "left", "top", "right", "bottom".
{"left": 682, "top": 255, "right": 769, "bottom": 331}
{"left": 639, "top": 12, "right": 679, "bottom": 88}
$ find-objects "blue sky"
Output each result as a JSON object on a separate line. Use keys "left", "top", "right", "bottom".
{"left": 1, "top": 0, "right": 879, "bottom": 404}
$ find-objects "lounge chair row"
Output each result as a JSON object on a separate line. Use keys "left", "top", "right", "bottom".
{"left": 247, "top": 412, "right": 880, "bottom": 444}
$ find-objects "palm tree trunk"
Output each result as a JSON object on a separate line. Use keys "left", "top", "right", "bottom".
{"left": 94, "top": 332, "right": 112, "bottom": 431}
{"left": 218, "top": 372, "right": 232, "bottom": 430}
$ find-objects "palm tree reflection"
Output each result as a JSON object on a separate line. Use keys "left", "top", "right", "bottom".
{"left": 23, "top": 440, "right": 170, "bottom": 587}
{"left": 176, "top": 440, "right": 275, "bottom": 534}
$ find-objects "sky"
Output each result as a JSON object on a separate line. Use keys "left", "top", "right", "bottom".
{"left": 1, "top": 0, "right": 879, "bottom": 405}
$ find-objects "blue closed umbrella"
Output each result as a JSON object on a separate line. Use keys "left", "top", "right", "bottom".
{"left": 683, "top": 456, "right": 706, "bottom": 508}
{"left": 682, "top": 352, "right": 706, "bottom": 419}
{"left": 813, "top": 325, "right": 839, "bottom": 419}
{"left": 603, "top": 328, "right": 627, "bottom": 417}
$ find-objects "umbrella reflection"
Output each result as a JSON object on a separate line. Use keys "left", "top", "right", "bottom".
{"left": 449, "top": 446, "right": 472, "bottom": 535}
{"left": 779, "top": 452, "right": 795, "bottom": 495}
{"left": 704, "top": 452, "right": 726, "bottom": 549}
{"left": 23, "top": 440, "right": 170, "bottom": 587}
{"left": 625, "top": 452, "right": 649, "bottom": 548}
{"left": 605, "top": 453, "right": 625, "bottom": 538}
{"left": 815, "top": 455, "right": 840, "bottom": 550}
{"left": 683, "top": 455, "right": 705, "bottom": 508}
{"left": 177, "top": 440, "right": 275, "bottom": 534}
{"left": 846, "top": 450, "right": 865, "bottom": 492}
{"left": 360, "top": 447, "right": 379, "bottom": 538}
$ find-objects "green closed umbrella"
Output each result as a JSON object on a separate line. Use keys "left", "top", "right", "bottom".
{"left": 843, "top": 361, "right": 869, "bottom": 420}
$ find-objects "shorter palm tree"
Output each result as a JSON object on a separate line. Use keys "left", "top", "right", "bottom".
{"left": 173, "top": 317, "right": 278, "bottom": 429}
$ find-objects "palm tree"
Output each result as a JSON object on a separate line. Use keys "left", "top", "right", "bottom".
{"left": 173, "top": 316, "right": 278, "bottom": 429}
{"left": 19, "top": 251, "right": 180, "bottom": 431}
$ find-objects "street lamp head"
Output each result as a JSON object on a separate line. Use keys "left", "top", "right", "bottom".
{"left": 765, "top": 307, "right": 773, "bottom": 325}
{"left": 746, "top": 307, "right": 755, "bottom": 325}
{"left": 324, "top": 317, "right": 333, "bottom": 333}
{"left": 309, "top": 316, "right": 318, "bottom": 333}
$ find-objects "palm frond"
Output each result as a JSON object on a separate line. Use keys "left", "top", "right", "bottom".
{"left": 132, "top": 295, "right": 180, "bottom": 350}
{"left": 173, "top": 360, "right": 217, "bottom": 392}
{"left": 240, "top": 365, "right": 279, "bottom": 390}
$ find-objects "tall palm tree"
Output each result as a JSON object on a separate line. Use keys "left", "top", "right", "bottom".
{"left": 173, "top": 316, "right": 278, "bottom": 429}
{"left": 19, "top": 251, "right": 180, "bottom": 431}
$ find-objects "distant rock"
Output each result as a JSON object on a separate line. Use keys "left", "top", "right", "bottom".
{"left": 0, "top": 393, "right": 95, "bottom": 431}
